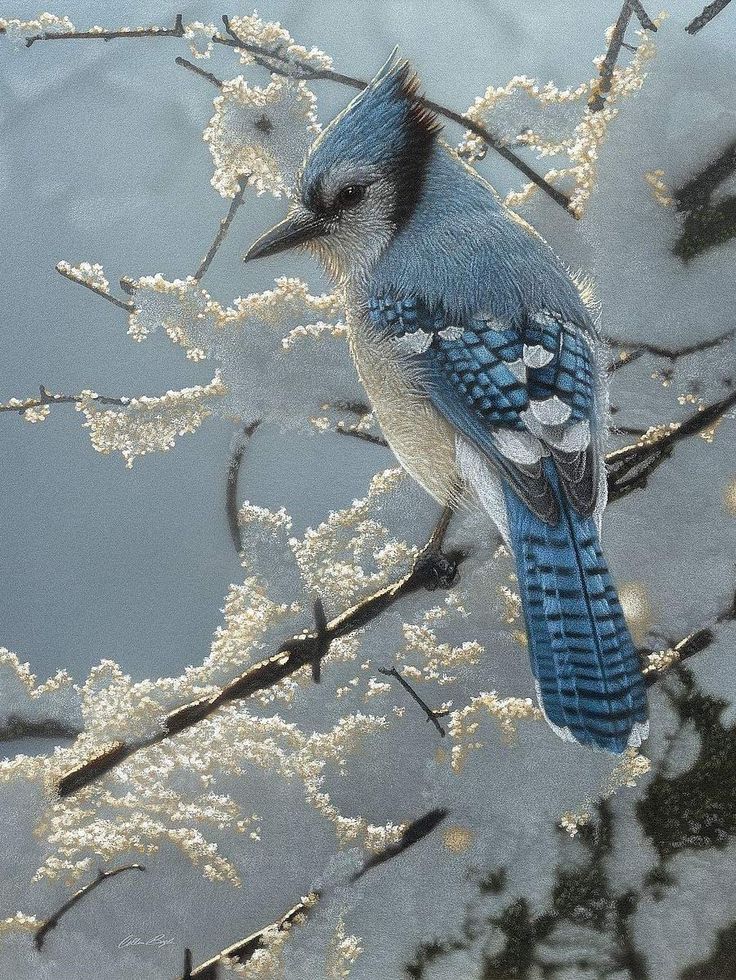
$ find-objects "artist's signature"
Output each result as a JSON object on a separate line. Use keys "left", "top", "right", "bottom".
{"left": 118, "top": 934, "right": 177, "bottom": 949}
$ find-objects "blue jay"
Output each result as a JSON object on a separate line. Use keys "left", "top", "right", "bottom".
{"left": 244, "top": 52, "right": 648, "bottom": 753}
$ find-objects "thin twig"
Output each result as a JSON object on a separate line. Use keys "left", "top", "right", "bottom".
{"left": 194, "top": 181, "right": 249, "bottom": 280}
{"left": 335, "top": 425, "right": 389, "bottom": 448}
{"left": 24, "top": 14, "right": 184, "bottom": 47}
{"left": 378, "top": 667, "right": 450, "bottom": 737}
{"left": 175, "top": 55, "right": 224, "bottom": 89}
{"left": 182, "top": 893, "right": 319, "bottom": 978}
{"left": 226, "top": 420, "right": 261, "bottom": 553}
{"left": 56, "top": 507, "right": 460, "bottom": 797}
{"left": 34, "top": 864, "right": 145, "bottom": 950}
{"left": 56, "top": 263, "right": 134, "bottom": 311}
{"left": 607, "top": 328, "right": 734, "bottom": 365}
{"left": 589, "top": 0, "right": 657, "bottom": 112}
{"left": 686, "top": 0, "right": 733, "bottom": 34}
{"left": 0, "top": 386, "right": 130, "bottom": 415}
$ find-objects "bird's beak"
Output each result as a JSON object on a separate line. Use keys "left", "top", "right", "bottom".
{"left": 242, "top": 209, "right": 328, "bottom": 262}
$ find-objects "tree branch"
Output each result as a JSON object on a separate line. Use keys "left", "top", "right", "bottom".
{"left": 589, "top": 0, "right": 657, "bottom": 113}
{"left": 226, "top": 420, "right": 261, "bottom": 553}
{"left": 350, "top": 807, "right": 449, "bottom": 882}
{"left": 33, "top": 864, "right": 145, "bottom": 950}
{"left": 686, "top": 0, "right": 733, "bottom": 34}
{"left": 181, "top": 893, "right": 319, "bottom": 979}
{"left": 607, "top": 388, "right": 736, "bottom": 502}
{"left": 56, "top": 263, "right": 134, "bottom": 311}
{"left": 193, "top": 181, "right": 248, "bottom": 280}
{"left": 0, "top": 715, "right": 81, "bottom": 742}
{"left": 54, "top": 387, "right": 734, "bottom": 799}
{"left": 607, "top": 327, "right": 734, "bottom": 375}
{"left": 175, "top": 55, "right": 224, "bottom": 89}
{"left": 56, "top": 507, "right": 460, "bottom": 797}
{"left": 24, "top": 14, "right": 184, "bottom": 47}
{"left": 0, "top": 386, "right": 130, "bottom": 415}
{"left": 377, "top": 667, "right": 450, "bottom": 737}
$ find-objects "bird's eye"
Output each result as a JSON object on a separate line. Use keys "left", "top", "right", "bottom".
{"left": 336, "top": 184, "right": 366, "bottom": 209}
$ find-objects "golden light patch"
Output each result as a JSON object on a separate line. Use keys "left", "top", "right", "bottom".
{"left": 434, "top": 747, "right": 448, "bottom": 765}
{"left": 618, "top": 581, "right": 654, "bottom": 645}
{"left": 725, "top": 476, "right": 736, "bottom": 516}
{"left": 442, "top": 825, "right": 474, "bottom": 853}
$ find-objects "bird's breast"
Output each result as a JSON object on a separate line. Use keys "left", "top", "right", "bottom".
{"left": 346, "top": 308, "right": 459, "bottom": 505}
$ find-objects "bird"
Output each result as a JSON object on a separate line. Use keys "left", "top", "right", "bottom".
{"left": 243, "top": 50, "right": 649, "bottom": 754}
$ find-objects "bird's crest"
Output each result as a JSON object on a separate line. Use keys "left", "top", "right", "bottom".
{"left": 301, "top": 49, "right": 441, "bottom": 226}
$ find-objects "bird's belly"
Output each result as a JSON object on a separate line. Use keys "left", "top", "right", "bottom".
{"left": 347, "top": 317, "right": 459, "bottom": 505}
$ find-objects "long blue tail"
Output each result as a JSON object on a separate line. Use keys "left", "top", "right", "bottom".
{"left": 504, "top": 465, "right": 648, "bottom": 753}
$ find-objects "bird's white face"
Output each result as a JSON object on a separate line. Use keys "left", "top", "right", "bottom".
{"left": 296, "top": 162, "right": 398, "bottom": 284}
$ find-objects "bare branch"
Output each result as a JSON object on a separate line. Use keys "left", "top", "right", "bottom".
{"left": 34, "top": 864, "right": 145, "bottom": 950}
{"left": 686, "top": 0, "right": 733, "bottom": 34}
{"left": 589, "top": 1, "right": 657, "bottom": 112}
{"left": 24, "top": 14, "right": 184, "bottom": 47}
{"left": 193, "top": 181, "right": 248, "bottom": 280}
{"left": 377, "top": 667, "right": 450, "bottom": 737}
{"left": 175, "top": 55, "right": 224, "bottom": 89}
{"left": 335, "top": 424, "right": 389, "bottom": 448}
{"left": 226, "top": 420, "right": 261, "bottom": 553}
{"left": 607, "top": 327, "right": 734, "bottom": 373}
{"left": 182, "top": 893, "right": 319, "bottom": 979}
{"left": 0, "top": 385, "right": 130, "bottom": 415}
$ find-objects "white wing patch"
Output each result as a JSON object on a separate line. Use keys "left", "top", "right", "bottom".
{"left": 394, "top": 328, "right": 433, "bottom": 354}
{"left": 492, "top": 428, "right": 546, "bottom": 465}
{"left": 438, "top": 325, "right": 464, "bottom": 341}
{"left": 530, "top": 396, "right": 572, "bottom": 425}
{"left": 523, "top": 343, "right": 554, "bottom": 368}
{"left": 534, "top": 680, "right": 576, "bottom": 744}
{"left": 543, "top": 420, "right": 591, "bottom": 454}
{"left": 506, "top": 358, "right": 527, "bottom": 382}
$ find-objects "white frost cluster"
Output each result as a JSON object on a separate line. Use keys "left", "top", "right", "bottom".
{"left": 226, "top": 12, "right": 332, "bottom": 72}
{"left": 77, "top": 374, "right": 226, "bottom": 467}
{"left": 204, "top": 76, "right": 320, "bottom": 198}
{"left": 460, "top": 16, "right": 665, "bottom": 216}
{"left": 0, "top": 12, "right": 74, "bottom": 39}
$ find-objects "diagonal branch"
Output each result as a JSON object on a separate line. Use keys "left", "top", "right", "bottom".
{"left": 34, "top": 864, "right": 146, "bottom": 950}
{"left": 175, "top": 55, "right": 224, "bottom": 89}
{"left": 589, "top": 0, "right": 657, "bottom": 113}
{"left": 686, "top": 0, "right": 733, "bottom": 34}
{"left": 378, "top": 667, "right": 450, "bottom": 737}
{"left": 193, "top": 180, "right": 248, "bottom": 280}
{"left": 181, "top": 893, "right": 319, "bottom": 978}
{"left": 54, "top": 391, "right": 734, "bottom": 799}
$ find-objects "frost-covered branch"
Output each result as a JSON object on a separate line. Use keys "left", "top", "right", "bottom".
{"left": 607, "top": 388, "right": 736, "bottom": 502}
{"left": 56, "top": 261, "right": 133, "bottom": 311}
{"left": 23, "top": 13, "right": 184, "bottom": 46}
{"left": 33, "top": 864, "right": 146, "bottom": 950}
{"left": 213, "top": 15, "right": 574, "bottom": 215}
{"left": 182, "top": 892, "right": 319, "bottom": 979}
{"left": 0, "top": 386, "right": 130, "bottom": 420}
{"left": 56, "top": 506, "right": 460, "bottom": 797}
{"left": 685, "top": 0, "right": 733, "bottom": 34}
{"left": 589, "top": 0, "right": 657, "bottom": 112}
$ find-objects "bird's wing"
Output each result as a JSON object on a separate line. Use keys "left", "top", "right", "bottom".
{"left": 367, "top": 295, "right": 600, "bottom": 524}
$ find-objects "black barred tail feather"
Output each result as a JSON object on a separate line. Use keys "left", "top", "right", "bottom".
{"left": 503, "top": 464, "right": 648, "bottom": 753}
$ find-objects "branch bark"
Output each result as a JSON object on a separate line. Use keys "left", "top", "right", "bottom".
{"left": 589, "top": 1, "right": 657, "bottom": 113}
{"left": 193, "top": 180, "right": 248, "bottom": 280}
{"left": 685, "top": 0, "right": 733, "bottom": 34}
{"left": 0, "top": 386, "right": 130, "bottom": 415}
{"left": 34, "top": 864, "right": 145, "bottom": 950}
{"left": 378, "top": 667, "right": 450, "bottom": 737}
{"left": 181, "top": 893, "right": 319, "bottom": 979}
{"left": 24, "top": 14, "right": 184, "bottom": 46}
{"left": 226, "top": 420, "right": 261, "bottom": 553}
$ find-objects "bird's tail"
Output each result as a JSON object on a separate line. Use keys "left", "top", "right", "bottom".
{"left": 503, "top": 464, "right": 648, "bottom": 753}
